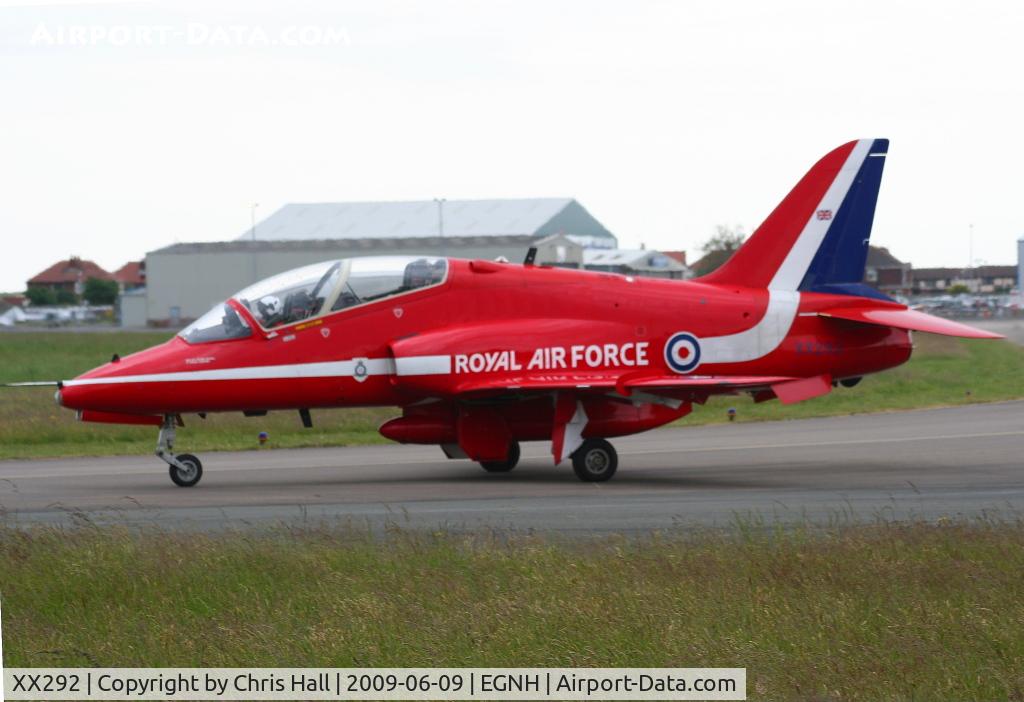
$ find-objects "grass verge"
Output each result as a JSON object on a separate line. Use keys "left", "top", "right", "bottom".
{"left": 1, "top": 331, "right": 1023, "bottom": 459}
{"left": 2, "top": 521, "right": 1023, "bottom": 699}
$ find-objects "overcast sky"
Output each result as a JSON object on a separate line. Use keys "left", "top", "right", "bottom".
{"left": 1, "top": 0, "right": 1022, "bottom": 291}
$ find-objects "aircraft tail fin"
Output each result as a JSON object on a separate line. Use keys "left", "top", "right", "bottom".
{"left": 701, "top": 139, "right": 889, "bottom": 295}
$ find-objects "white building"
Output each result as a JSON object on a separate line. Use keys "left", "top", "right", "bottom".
{"left": 1018, "top": 235, "right": 1023, "bottom": 293}
{"left": 145, "top": 198, "right": 617, "bottom": 325}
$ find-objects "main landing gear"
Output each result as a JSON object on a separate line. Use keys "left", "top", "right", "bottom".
{"left": 479, "top": 441, "right": 521, "bottom": 473}
{"left": 156, "top": 415, "right": 203, "bottom": 487}
{"left": 570, "top": 438, "right": 618, "bottom": 482}
{"left": 473, "top": 438, "right": 619, "bottom": 482}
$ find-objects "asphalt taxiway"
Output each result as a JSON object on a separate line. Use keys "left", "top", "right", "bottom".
{"left": 1, "top": 401, "right": 1022, "bottom": 533}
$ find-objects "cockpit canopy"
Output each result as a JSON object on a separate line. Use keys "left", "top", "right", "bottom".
{"left": 180, "top": 256, "right": 447, "bottom": 344}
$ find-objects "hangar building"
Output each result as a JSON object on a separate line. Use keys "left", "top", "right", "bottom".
{"left": 145, "top": 198, "right": 616, "bottom": 325}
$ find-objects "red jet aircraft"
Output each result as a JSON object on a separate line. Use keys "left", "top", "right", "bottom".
{"left": 20, "top": 139, "right": 1002, "bottom": 486}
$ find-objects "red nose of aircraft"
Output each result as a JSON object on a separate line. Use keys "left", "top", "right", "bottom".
{"left": 58, "top": 338, "right": 189, "bottom": 416}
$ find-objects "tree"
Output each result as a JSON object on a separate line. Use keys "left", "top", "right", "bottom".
{"left": 693, "top": 225, "right": 747, "bottom": 276}
{"left": 83, "top": 277, "right": 119, "bottom": 305}
{"left": 25, "top": 286, "right": 57, "bottom": 306}
{"left": 55, "top": 288, "right": 79, "bottom": 305}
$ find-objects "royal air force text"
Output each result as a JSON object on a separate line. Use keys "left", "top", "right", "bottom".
{"left": 454, "top": 342, "right": 649, "bottom": 374}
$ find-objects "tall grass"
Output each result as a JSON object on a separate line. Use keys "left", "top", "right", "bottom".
{"left": 2, "top": 521, "right": 1023, "bottom": 699}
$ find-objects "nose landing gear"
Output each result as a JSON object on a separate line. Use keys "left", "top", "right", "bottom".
{"left": 156, "top": 415, "right": 203, "bottom": 487}
{"left": 168, "top": 453, "right": 203, "bottom": 488}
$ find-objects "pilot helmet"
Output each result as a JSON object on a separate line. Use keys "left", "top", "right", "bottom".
{"left": 259, "top": 295, "right": 282, "bottom": 317}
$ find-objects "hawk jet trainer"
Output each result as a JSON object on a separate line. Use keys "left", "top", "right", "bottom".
{"left": 18, "top": 139, "right": 1002, "bottom": 486}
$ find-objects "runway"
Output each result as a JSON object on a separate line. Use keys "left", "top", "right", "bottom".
{"left": 1, "top": 401, "right": 1023, "bottom": 533}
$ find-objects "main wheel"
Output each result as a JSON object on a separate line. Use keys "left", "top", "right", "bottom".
{"left": 571, "top": 439, "right": 618, "bottom": 482}
{"left": 169, "top": 453, "right": 203, "bottom": 487}
{"left": 480, "top": 441, "right": 520, "bottom": 472}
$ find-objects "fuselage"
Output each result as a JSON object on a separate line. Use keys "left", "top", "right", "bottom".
{"left": 59, "top": 257, "right": 912, "bottom": 417}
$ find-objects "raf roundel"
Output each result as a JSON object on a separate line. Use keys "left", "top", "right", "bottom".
{"left": 664, "top": 332, "right": 702, "bottom": 374}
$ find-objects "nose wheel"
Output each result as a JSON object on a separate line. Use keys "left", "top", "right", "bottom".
{"left": 156, "top": 415, "right": 204, "bottom": 487}
{"left": 168, "top": 453, "right": 203, "bottom": 487}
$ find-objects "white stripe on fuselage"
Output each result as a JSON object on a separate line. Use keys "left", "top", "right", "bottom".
{"left": 700, "top": 139, "right": 874, "bottom": 364}
{"left": 701, "top": 289, "right": 801, "bottom": 364}
{"left": 63, "top": 358, "right": 401, "bottom": 386}
{"left": 394, "top": 354, "right": 452, "bottom": 376}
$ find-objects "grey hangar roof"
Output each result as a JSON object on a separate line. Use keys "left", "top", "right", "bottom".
{"left": 150, "top": 235, "right": 535, "bottom": 256}
{"left": 236, "top": 198, "right": 616, "bottom": 244}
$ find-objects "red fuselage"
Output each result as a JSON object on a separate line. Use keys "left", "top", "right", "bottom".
{"left": 59, "top": 258, "right": 912, "bottom": 421}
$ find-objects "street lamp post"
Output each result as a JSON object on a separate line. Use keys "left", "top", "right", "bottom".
{"left": 434, "top": 197, "right": 446, "bottom": 257}
{"left": 251, "top": 202, "right": 259, "bottom": 241}
{"left": 251, "top": 202, "right": 260, "bottom": 283}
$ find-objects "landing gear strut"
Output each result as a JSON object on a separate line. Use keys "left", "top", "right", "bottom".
{"left": 156, "top": 415, "right": 203, "bottom": 487}
{"left": 571, "top": 438, "right": 618, "bottom": 482}
{"left": 479, "top": 441, "right": 520, "bottom": 473}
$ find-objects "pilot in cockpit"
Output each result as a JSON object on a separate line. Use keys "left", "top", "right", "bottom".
{"left": 256, "top": 295, "right": 284, "bottom": 327}
{"left": 258, "top": 291, "right": 318, "bottom": 327}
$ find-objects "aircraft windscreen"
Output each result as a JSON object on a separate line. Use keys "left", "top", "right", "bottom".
{"left": 179, "top": 303, "right": 252, "bottom": 344}
{"left": 226, "top": 256, "right": 449, "bottom": 331}
{"left": 180, "top": 257, "right": 448, "bottom": 343}
{"left": 233, "top": 261, "right": 341, "bottom": 329}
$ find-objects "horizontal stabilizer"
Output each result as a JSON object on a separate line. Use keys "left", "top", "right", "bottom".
{"left": 3, "top": 381, "right": 61, "bottom": 387}
{"left": 819, "top": 307, "right": 1003, "bottom": 339}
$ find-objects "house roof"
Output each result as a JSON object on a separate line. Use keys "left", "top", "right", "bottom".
{"left": 28, "top": 258, "right": 113, "bottom": 285}
{"left": 913, "top": 265, "right": 1017, "bottom": 280}
{"left": 113, "top": 261, "right": 145, "bottom": 285}
{"left": 689, "top": 250, "right": 734, "bottom": 277}
{"left": 865, "top": 246, "right": 908, "bottom": 268}
{"left": 974, "top": 265, "right": 1017, "bottom": 277}
{"left": 912, "top": 267, "right": 960, "bottom": 281}
{"left": 239, "top": 198, "right": 616, "bottom": 244}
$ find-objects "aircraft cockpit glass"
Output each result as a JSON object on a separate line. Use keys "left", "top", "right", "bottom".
{"left": 179, "top": 304, "right": 252, "bottom": 344}
{"left": 180, "top": 257, "right": 448, "bottom": 343}
{"left": 232, "top": 261, "right": 342, "bottom": 329}
{"left": 332, "top": 256, "right": 447, "bottom": 311}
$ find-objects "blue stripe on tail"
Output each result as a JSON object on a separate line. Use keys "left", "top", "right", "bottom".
{"left": 799, "top": 138, "right": 889, "bottom": 299}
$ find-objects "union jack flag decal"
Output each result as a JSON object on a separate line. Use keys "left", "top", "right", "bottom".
{"left": 816, "top": 209, "right": 833, "bottom": 220}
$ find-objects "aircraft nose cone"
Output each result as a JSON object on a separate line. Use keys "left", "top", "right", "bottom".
{"left": 59, "top": 336, "right": 189, "bottom": 414}
{"left": 58, "top": 379, "right": 92, "bottom": 410}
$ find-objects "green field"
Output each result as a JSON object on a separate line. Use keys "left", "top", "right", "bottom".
{"left": 1, "top": 331, "right": 1023, "bottom": 459}
{"left": 2, "top": 522, "right": 1023, "bottom": 700}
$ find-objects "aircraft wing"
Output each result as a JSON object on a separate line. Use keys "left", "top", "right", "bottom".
{"left": 446, "top": 372, "right": 795, "bottom": 398}
{"left": 819, "top": 306, "right": 1003, "bottom": 339}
